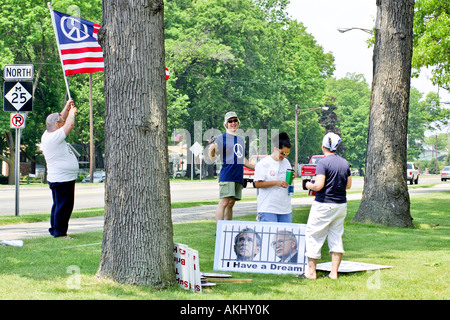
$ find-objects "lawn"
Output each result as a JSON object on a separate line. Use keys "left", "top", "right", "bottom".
{"left": 0, "top": 192, "right": 448, "bottom": 301}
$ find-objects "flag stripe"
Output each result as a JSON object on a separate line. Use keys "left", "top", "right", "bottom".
{"left": 64, "top": 62, "right": 105, "bottom": 70}
{"left": 60, "top": 42, "right": 102, "bottom": 50}
{"left": 61, "top": 48, "right": 103, "bottom": 54}
{"left": 65, "top": 67, "right": 104, "bottom": 76}
{"left": 62, "top": 57, "right": 105, "bottom": 65}
{"left": 62, "top": 54, "right": 103, "bottom": 61}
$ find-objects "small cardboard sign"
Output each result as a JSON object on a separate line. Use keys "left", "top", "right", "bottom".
{"left": 174, "top": 242, "right": 202, "bottom": 293}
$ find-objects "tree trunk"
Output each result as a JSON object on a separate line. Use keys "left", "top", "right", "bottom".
{"left": 353, "top": 0, "right": 415, "bottom": 228}
{"left": 96, "top": 0, "right": 175, "bottom": 288}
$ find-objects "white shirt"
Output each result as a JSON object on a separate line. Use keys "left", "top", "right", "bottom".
{"left": 41, "top": 128, "right": 79, "bottom": 182}
{"left": 254, "top": 156, "right": 292, "bottom": 214}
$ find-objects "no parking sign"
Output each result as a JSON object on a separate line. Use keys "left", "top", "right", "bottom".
{"left": 3, "top": 64, "right": 33, "bottom": 217}
{"left": 10, "top": 113, "right": 26, "bottom": 129}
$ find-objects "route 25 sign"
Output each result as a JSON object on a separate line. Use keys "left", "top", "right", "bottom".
{"left": 3, "top": 81, "right": 33, "bottom": 112}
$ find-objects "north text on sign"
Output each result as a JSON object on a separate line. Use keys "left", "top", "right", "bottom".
{"left": 4, "top": 65, "right": 34, "bottom": 80}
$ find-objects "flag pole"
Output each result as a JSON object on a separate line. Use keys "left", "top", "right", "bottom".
{"left": 48, "top": 2, "right": 71, "bottom": 100}
{"left": 89, "top": 74, "right": 94, "bottom": 182}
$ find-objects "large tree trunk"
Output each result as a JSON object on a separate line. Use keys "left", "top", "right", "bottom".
{"left": 97, "top": 0, "right": 175, "bottom": 288}
{"left": 353, "top": 0, "right": 415, "bottom": 228}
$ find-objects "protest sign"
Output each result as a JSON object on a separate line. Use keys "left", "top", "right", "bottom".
{"left": 214, "top": 221, "right": 307, "bottom": 275}
{"left": 174, "top": 242, "right": 202, "bottom": 293}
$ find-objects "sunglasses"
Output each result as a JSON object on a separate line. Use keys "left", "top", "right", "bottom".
{"left": 276, "top": 147, "right": 290, "bottom": 157}
{"left": 227, "top": 119, "right": 239, "bottom": 123}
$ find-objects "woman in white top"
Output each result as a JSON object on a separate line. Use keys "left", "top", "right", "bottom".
{"left": 254, "top": 132, "right": 294, "bottom": 223}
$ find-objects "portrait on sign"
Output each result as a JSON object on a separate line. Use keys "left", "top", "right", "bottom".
{"left": 214, "top": 221, "right": 307, "bottom": 275}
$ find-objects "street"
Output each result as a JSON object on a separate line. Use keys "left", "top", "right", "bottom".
{"left": 0, "top": 175, "right": 446, "bottom": 216}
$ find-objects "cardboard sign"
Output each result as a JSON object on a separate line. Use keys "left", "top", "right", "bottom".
{"left": 316, "top": 260, "right": 392, "bottom": 273}
{"left": 174, "top": 242, "right": 202, "bottom": 293}
{"left": 214, "top": 221, "right": 307, "bottom": 275}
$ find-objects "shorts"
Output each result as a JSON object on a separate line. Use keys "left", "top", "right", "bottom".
{"left": 305, "top": 201, "right": 347, "bottom": 259}
{"left": 219, "top": 181, "right": 243, "bottom": 200}
{"left": 257, "top": 212, "right": 292, "bottom": 223}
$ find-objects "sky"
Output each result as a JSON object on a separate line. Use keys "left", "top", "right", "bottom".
{"left": 286, "top": 0, "right": 449, "bottom": 135}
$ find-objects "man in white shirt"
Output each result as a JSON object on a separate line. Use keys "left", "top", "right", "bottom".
{"left": 41, "top": 99, "right": 78, "bottom": 238}
{"left": 254, "top": 132, "right": 293, "bottom": 223}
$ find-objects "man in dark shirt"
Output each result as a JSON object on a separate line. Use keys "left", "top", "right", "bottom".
{"left": 304, "top": 132, "right": 352, "bottom": 279}
{"left": 209, "top": 112, "right": 255, "bottom": 221}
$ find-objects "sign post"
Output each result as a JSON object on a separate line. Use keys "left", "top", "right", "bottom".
{"left": 189, "top": 141, "right": 203, "bottom": 181}
{"left": 10, "top": 113, "right": 27, "bottom": 217}
{"left": 3, "top": 64, "right": 34, "bottom": 217}
{"left": 14, "top": 127, "right": 21, "bottom": 216}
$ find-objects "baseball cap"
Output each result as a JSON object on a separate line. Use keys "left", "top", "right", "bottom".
{"left": 224, "top": 111, "right": 240, "bottom": 128}
{"left": 322, "top": 132, "right": 341, "bottom": 151}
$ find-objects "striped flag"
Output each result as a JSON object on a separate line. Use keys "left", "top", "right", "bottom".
{"left": 50, "top": 9, "right": 104, "bottom": 75}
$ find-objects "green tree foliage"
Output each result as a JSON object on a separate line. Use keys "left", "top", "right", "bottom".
{"left": 165, "top": 0, "right": 334, "bottom": 163}
{"left": 413, "top": 0, "right": 450, "bottom": 90}
{"left": 2, "top": 0, "right": 335, "bottom": 180}
{"left": 325, "top": 74, "right": 447, "bottom": 172}
{"left": 0, "top": 0, "right": 103, "bottom": 181}
{"left": 3, "top": 0, "right": 447, "bottom": 183}
{"left": 324, "top": 73, "right": 371, "bottom": 174}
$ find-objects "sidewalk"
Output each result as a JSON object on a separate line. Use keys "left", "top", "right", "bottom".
{"left": 2, "top": 183, "right": 448, "bottom": 242}
{"left": 0, "top": 196, "right": 317, "bottom": 241}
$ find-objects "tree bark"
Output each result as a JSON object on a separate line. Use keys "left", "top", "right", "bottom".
{"left": 353, "top": 0, "right": 415, "bottom": 228}
{"left": 97, "top": 0, "right": 175, "bottom": 287}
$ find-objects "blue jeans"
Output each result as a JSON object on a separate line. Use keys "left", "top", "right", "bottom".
{"left": 257, "top": 212, "right": 293, "bottom": 223}
{"left": 48, "top": 180, "right": 75, "bottom": 237}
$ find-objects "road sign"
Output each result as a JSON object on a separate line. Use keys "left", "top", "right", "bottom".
{"left": 4, "top": 64, "right": 34, "bottom": 81}
{"left": 190, "top": 141, "right": 203, "bottom": 155}
{"left": 10, "top": 113, "right": 26, "bottom": 129}
{"left": 3, "top": 81, "right": 33, "bottom": 112}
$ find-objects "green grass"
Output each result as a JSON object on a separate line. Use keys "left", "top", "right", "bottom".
{"left": 0, "top": 191, "right": 448, "bottom": 300}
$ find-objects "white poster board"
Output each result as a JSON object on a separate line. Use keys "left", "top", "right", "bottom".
{"left": 174, "top": 243, "right": 202, "bottom": 293}
{"left": 214, "top": 221, "right": 307, "bottom": 275}
{"left": 316, "top": 260, "right": 392, "bottom": 273}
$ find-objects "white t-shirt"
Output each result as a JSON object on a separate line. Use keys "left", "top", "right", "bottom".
{"left": 41, "top": 128, "right": 79, "bottom": 182}
{"left": 254, "top": 156, "right": 292, "bottom": 214}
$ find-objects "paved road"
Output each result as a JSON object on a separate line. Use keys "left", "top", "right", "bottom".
{"left": 0, "top": 175, "right": 445, "bottom": 216}
{"left": 0, "top": 178, "right": 361, "bottom": 215}
{"left": 0, "top": 178, "right": 448, "bottom": 241}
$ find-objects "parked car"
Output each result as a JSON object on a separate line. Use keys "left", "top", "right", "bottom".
{"left": 300, "top": 155, "right": 325, "bottom": 190}
{"left": 406, "top": 162, "right": 419, "bottom": 185}
{"left": 174, "top": 168, "right": 200, "bottom": 178}
{"left": 174, "top": 170, "right": 186, "bottom": 178}
{"left": 441, "top": 166, "right": 450, "bottom": 182}
{"left": 82, "top": 171, "right": 105, "bottom": 183}
{"left": 243, "top": 155, "right": 268, "bottom": 188}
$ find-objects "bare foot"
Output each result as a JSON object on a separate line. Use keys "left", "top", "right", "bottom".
{"left": 305, "top": 272, "right": 317, "bottom": 280}
{"left": 296, "top": 273, "right": 316, "bottom": 280}
{"left": 328, "top": 273, "right": 338, "bottom": 280}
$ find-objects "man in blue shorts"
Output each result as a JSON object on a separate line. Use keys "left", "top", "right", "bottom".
{"left": 209, "top": 112, "right": 255, "bottom": 221}
{"left": 304, "top": 132, "right": 352, "bottom": 279}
